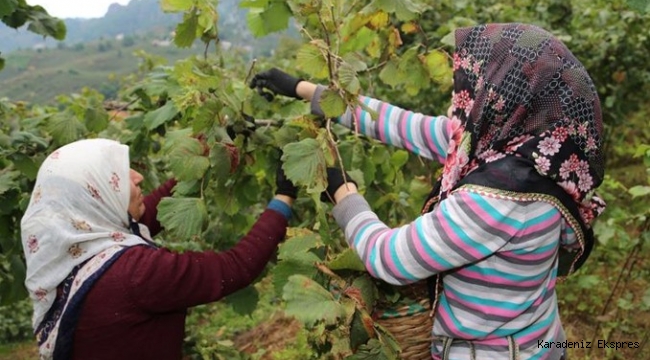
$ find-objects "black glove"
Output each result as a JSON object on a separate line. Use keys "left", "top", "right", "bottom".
{"left": 321, "top": 167, "right": 357, "bottom": 203}
{"left": 276, "top": 162, "right": 299, "bottom": 199}
{"left": 249, "top": 68, "right": 303, "bottom": 101}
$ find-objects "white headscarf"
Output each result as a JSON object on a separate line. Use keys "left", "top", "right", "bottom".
{"left": 21, "top": 139, "right": 149, "bottom": 331}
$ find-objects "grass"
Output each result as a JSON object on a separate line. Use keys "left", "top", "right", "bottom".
{"left": 0, "top": 341, "right": 37, "bottom": 360}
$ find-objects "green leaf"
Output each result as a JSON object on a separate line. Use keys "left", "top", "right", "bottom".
{"left": 84, "top": 105, "right": 109, "bottom": 133}
{"left": 378, "top": 59, "right": 400, "bottom": 87}
{"left": 0, "top": 56, "right": 4, "bottom": 72}
{"left": 341, "top": 27, "right": 377, "bottom": 54}
{"left": 165, "top": 135, "right": 210, "bottom": 181}
{"left": 209, "top": 143, "right": 234, "bottom": 181}
{"left": 441, "top": 31, "right": 455, "bottom": 47}
{"left": 296, "top": 43, "right": 329, "bottom": 79}
{"left": 278, "top": 233, "right": 322, "bottom": 260}
{"left": 143, "top": 102, "right": 179, "bottom": 130}
{"left": 2, "top": 254, "right": 28, "bottom": 304}
{"left": 47, "top": 112, "right": 85, "bottom": 146}
{"left": 342, "top": 53, "right": 369, "bottom": 72}
{"left": 198, "top": 11, "right": 217, "bottom": 35}
{"left": 390, "top": 150, "right": 409, "bottom": 168}
{"left": 627, "top": 0, "right": 650, "bottom": 13}
{"left": 2, "top": 5, "right": 28, "bottom": 28}
{"left": 273, "top": 231, "right": 323, "bottom": 294}
{"left": 240, "top": 0, "right": 269, "bottom": 8}
{"left": 273, "top": 125, "right": 301, "bottom": 148}
{"left": 339, "top": 63, "right": 361, "bottom": 94}
{"left": 349, "top": 310, "right": 373, "bottom": 352}
{"left": 246, "top": 9, "right": 266, "bottom": 37}
{"left": 0, "top": 216, "right": 15, "bottom": 252}
{"left": 399, "top": 48, "right": 430, "bottom": 95}
{"left": 351, "top": 276, "right": 379, "bottom": 312}
{"left": 367, "top": 0, "right": 428, "bottom": 21}
{"left": 347, "top": 339, "right": 391, "bottom": 360}
{"left": 260, "top": 2, "right": 291, "bottom": 33}
{"left": 26, "top": 10, "right": 66, "bottom": 40}
{"left": 157, "top": 197, "right": 208, "bottom": 239}
{"left": 283, "top": 275, "right": 346, "bottom": 326}
{"left": 212, "top": 182, "right": 241, "bottom": 216}
{"left": 224, "top": 285, "right": 259, "bottom": 316}
{"left": 327, "top": 248, "right": 366, "bottom": 271}
{"left": 593, "top": 220, "right": 616, "bottom": 246}
{"left": 374, "top": 323, "right": 401, "bottom": 357}
{"left": 423, "top": 50, "right": 453, "bottom": 83}
{"left": 282, "top": 138, "right": 327, "bottom": 193}
{"left": 161, "top": 0, "right": 194, "bottom": 12}
{"left": 0, "top": 0, "right": 18, "bottom": 18}
{"left": 8, "top": 153, "right": 40, "bottom": 181}
{"left": 629, "top": 185, "right": 650, "bottom": 198}
{"left": 0, "top": 171, "right": 19, "bottom": 196}
{"left": 10, "top": 129, "right": 49, "bottom": 150}
{"left": 174, "top": 10, "right": 199, "bottom": 48}
{"left": 319, "top": 89, "right": 347, "bottom": 119}
{"left": 272, "top": 252, "right": 321, "bottom": 294}
{"left": 172, "top": 180, "right": 200, "bottom": 196}
{"left": 246, "top": 2, "right": 291, "bottom": 37}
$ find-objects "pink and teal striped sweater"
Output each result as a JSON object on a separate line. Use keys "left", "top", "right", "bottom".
{"left": 313, "top": 88, "right": 573, "bottom": 360}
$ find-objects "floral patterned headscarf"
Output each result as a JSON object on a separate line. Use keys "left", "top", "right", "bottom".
{"left": 441, "top": 23, "right": 606, "bottom": 225}
{"left": 21, "top": 139, "right": 149, "bottom": 357}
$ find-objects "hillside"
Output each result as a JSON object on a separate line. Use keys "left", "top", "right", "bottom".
{"left": 0, "top": 0, "right": 261, "bottom": 53}
{"left": 0, "top": 0, "right": 179, "bottom": 53}
{"left": 0, "top": 0, "right": 295, "bottom": 104}
{"left": 0, "top": 37, "right": 203, "bottom": 104}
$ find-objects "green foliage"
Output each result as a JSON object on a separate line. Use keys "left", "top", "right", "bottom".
{"left": 627, "top": 0, "right": 650, "bottom": 12}
{"left": 162, "top": 0, "right": 220, "bottom": 49}
{"left": 0, "top": 298, "right": 32, "bottom": 344}
{"left": 283, "top": 275, "right": 346, "bottom": 326}
{"left": 0, "top": 0, "right": 65, "bottom": 39}
{"left": 327, "top": 248, "right": 366, "bottom": 272}
{"left": 281, "top": 138, "right": 328, "bottom": 192}
{"left": 157, "top": 197, "right": 209, "bottom": 240}
{"left": 0, "top": 0, "right": 65, "bottom": 69}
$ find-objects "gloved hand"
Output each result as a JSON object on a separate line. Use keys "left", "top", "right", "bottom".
{"left": 249, "top": 68, "right": 303, "bottom": 101}
{"left": 321, "top": 167, "right": 357, "bottom": 203}
{"left": 276, "top": 161, "right": 299, "bottom": 199}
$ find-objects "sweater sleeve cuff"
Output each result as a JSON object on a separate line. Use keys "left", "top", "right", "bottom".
{"left": 267, "top": 199, "right": 292, "bottom": 220}
{"left": 310, "top": 85, "right": 327, "bottom": 117}
{"left": 332, "top": 193, "right": 372, "bottom": 230}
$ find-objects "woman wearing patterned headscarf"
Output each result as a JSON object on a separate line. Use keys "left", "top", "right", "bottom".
{"left": 250, "top": 23, "right": 604, "bottom": 359}
{"left": 21, "top": 138, "right": 298, "bottom": 359}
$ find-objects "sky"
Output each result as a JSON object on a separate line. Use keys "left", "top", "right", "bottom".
{"left": 29, "top": 0, "right": 132, "bottom": 19}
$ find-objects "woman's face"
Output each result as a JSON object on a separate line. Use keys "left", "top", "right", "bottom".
{"left": 128, "top": 169, "right": 145, "bottom": 221}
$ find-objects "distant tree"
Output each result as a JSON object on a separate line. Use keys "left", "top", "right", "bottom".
{"left": 122, "top": 36, "right": 135, "bottom": 47}
{"left": 98, "top": 41, "right": 113, "bottom": 52}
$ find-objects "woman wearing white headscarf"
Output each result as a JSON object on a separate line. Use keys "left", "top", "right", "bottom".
{"left": 21, "top": 138, "right": 297, "bottom": 359}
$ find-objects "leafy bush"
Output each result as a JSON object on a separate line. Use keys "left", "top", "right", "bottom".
{"left": 0, "top": 298, "right": 32, "bottom": 344}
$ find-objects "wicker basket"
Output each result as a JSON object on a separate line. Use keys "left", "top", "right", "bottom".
{"left": 372, "top": 281, "right": 433, "bottom": 360}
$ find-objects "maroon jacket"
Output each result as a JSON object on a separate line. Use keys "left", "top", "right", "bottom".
{"left": 71, "top": 180, "right": 287, "bottom": 359}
